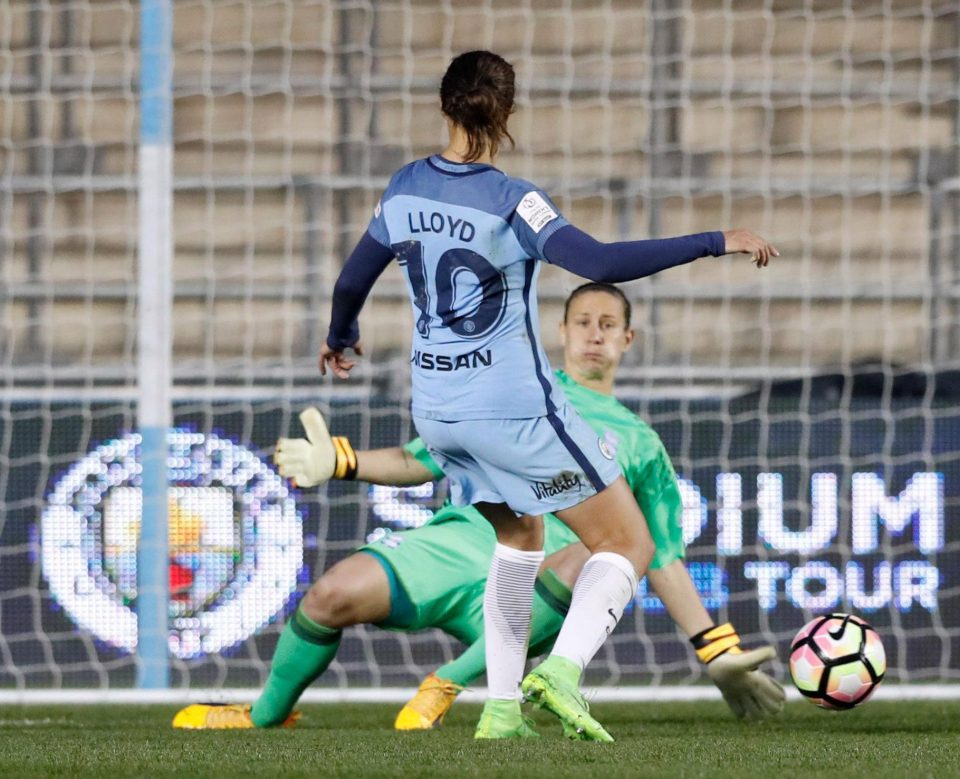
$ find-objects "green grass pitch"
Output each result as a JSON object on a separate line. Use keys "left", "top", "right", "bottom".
{"left": 0, "top": 701, "right": 955, "bottom": 778}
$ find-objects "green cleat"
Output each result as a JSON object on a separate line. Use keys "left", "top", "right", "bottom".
{"left": 521, "top": 656, "right": 614, "bottom": 743}
{"left": 474, "top": 699, "right": 540, "bottom": 740}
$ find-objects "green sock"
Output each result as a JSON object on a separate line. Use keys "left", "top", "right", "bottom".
{"left": 435, "top": 568, "right": 572, "bottom": 687}
{"left": 435, "top": 633, "right": 485, "bottom": 687}
{"left": 250, "top": 607, "right": 341, "bottom": 727}
{"left": 528, "top": 567, "right": 572, "bottom": 658}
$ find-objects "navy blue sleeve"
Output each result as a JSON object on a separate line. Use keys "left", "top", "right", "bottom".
{"left": 542, "top": 224, "right": 726, "bottom": 283}
{"left": 326, "top": 231, "right": 395, "bottom": 350}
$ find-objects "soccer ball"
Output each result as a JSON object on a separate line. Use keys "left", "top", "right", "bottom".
{"left": 788, "top": 613, "right": 886, "bottom": 709}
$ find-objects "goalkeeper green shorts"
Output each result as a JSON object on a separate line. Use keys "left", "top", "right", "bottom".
{"left": 358, "top": 511, "right": 490, "bottom": 644}
{"left": 358, "top": 505, "right": 584, "bottom": 643}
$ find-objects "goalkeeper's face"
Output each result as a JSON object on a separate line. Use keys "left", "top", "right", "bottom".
{"left": 559, "top": 290, "right": 634, "bottom": 384}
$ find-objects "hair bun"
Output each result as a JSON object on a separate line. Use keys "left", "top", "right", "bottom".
{"left": 439, "top": 51, "right": 516, "bottom": 161}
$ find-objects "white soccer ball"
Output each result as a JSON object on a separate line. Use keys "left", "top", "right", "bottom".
{"left": 788, "top": 613, "right": 886, "bottom": 709}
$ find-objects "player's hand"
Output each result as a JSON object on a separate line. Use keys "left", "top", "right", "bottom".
{"left": 319, "top": 341, "right": 364, "bottom": 379}
{"left": 274, "top": 408, "right": 337, "bottom": 487}
{"left": 722, "top": 229, "right": 780, "bottom": 268}
{"left": 706, "top": 645, "right": 786, "bottom": 719}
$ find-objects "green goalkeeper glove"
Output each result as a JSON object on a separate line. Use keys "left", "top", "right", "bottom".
{"left": 691, "top": 623, "right": 786, "bottom": 720}
{"left": 273, "top": 407, "right": 358, "bottom": 487}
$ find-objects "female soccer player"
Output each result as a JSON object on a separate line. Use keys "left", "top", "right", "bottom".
{"left": 321, "top": 50, "right": 778, "bottom": 741}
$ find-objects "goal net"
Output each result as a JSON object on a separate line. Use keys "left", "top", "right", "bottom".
{"left": 1, "top": 0, "right": 958, "bottom": 694}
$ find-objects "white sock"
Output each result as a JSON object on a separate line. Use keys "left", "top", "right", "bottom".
{"left": 484, "top": 542, "right": 545, "bottom": 700}
{"left": 550, "top": 552, "right": 639, "bottom": 671}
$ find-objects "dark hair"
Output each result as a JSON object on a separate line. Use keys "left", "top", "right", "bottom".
{"left": 563, "top": 282, "right": 632, "bottom": 328}
{"left": 440, "top": 50, "right": 516, "bottom": 162}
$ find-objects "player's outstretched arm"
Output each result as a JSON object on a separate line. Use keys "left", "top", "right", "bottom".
{"left": 275, "top": 407, "right": 434, "bottom": 488}
{"left": 649, "top": 560, "right": 785, "bottom": 720}
{"left": 541, "top": 224, "right": 779, "bottom": 283}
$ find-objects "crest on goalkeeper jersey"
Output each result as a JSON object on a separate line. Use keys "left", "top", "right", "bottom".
{"left": 40, "top": 429, "right": 304, "bottom": 659}
{"left": 598, "top": 430, "right": 619, "bottom": 460}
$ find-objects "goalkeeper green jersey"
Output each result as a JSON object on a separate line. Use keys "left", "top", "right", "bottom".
{"left": 551, "top": 369, "right": 685, "bottom": 571}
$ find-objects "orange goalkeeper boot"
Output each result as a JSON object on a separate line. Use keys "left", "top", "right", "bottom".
{"left": 394, "top": 673, "right": 464, "bottom": 730}
{"left": 172, "top": 703, "right": 300, "bottom": 730}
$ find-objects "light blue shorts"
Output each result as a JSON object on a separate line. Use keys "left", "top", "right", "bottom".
{"left": 413, "top": 401, "right": 621, "bottom": 516}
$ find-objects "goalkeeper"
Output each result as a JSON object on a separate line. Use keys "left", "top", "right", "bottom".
{"left": 173, "top": 283, "right": 784, "bottom": 732}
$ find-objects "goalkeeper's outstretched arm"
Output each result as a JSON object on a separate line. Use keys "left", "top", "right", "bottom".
{"left": 274, "top": 407, "right": 434, "bottom": 488}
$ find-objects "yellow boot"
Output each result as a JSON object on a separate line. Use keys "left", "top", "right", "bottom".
{"left": 393, "top": 673, "right": 464, "bottom": 730}
{"left": 172, "top": 703, "right": 299, "bottom": 730}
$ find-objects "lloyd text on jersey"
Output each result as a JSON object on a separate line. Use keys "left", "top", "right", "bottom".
{"left": 407, "top": 211, "right": 476, "bottom": 242}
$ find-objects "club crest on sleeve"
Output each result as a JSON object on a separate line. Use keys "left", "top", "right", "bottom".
{"left": 598, "top": 431, "right": 619, "bottom": 460}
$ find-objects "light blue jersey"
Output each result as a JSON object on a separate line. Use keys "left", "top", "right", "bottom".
{"left": 367, "top": 155, "right": 570, "bottom": 421}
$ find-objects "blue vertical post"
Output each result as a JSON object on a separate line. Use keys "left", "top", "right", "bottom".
{"left": 137, "top": 0, "right": 173, "bottom": 689}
